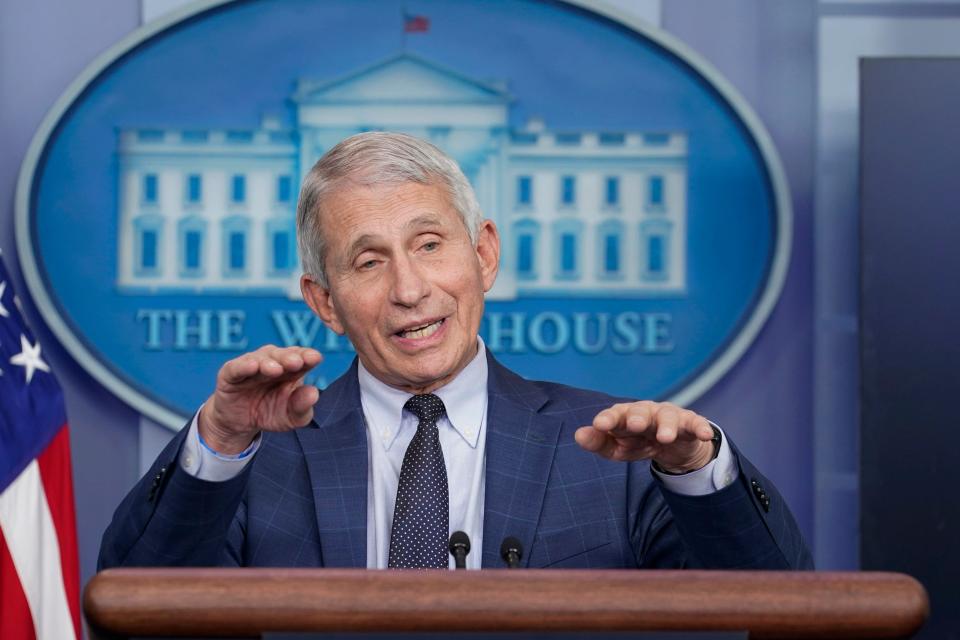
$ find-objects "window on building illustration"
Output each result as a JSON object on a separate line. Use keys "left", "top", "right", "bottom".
{"left": 133, "top": 214, "right": 163, "bottom": 276}
{"left": 137, "top": 130, "right": 164, "bottom": 143}
{"left": 222, "top": 216, "right": 249, "bottom": 276}
{"left": 648, "top": 236, "right": 665, "bottom": 275}
{"left": 517, "top": 234, "right": 534, "bottom": 278}
{"left": 143, "top": 174, "right": 158, "bottom": 204}
{"left": 273, "top": 230, "right": 290, "bottom": 271}
{"left": 561, "top": 233, "right": 576, "bottom": 272}
{"left": 141, "top": 230, "right": 158, "bottom": 270}
{"left": 229, "top": 232, "right": 245, "bottom": 271}
{"left": 598, "top": 132, "right": 625, "bottom": 146}
{"left": 517, "top": 176, "right": 532, "bottom": 206}
{"left": 277, "top": 175, "right": 293, "bottom": 203}
{"left": 605, "top": 234, "right": 620, "bottom": 273}
{"left": 553, "top": 220, "right": 582, "bottom": 280}
{"left": 513, "top": 220, "right": 539, "bottom": 281}
{"left": 561, "top": 176, "right": 576, "bottom": 206}
{"left": 182, "top": 130, "right": 208, "bottom": 143}
{"left": 226, "top": 130, "right": 254, "bottom": 143}
{"left": 640, "top": 221, "right": 672, "bottom": 281}
{"left": 184, "top": 230, "right": 202, "bottom": 270}
{"left": 266, "top": 218, "right": 294, "bottom": 275}
{"left": 605, "top": 177, "right": 620, "bottom": 207}
{"left": 648, "top": 175, "right": 665, "bottom": 208}
{"left": 179, "top": 216, "right": 206, "bottom": 276}
{"left": 597, "top": 220, "right": 624, "bottom": 279}
{"left": 231, "top": 175, "right": 246, "bottom": 203}
{"left": 186, "top": 174, "right": 202, "bottom": 203}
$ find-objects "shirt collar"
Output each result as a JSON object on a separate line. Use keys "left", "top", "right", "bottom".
{"left": 357, "top": 338, "right": 488, "bottom": 451}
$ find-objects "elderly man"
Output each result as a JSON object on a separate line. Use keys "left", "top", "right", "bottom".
{"left": 100, "top": 132, "right": 811, "bottom": 570}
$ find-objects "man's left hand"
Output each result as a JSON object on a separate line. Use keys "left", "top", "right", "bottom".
{"left": 575, "top": 401, "right": 716, "bottom": 473}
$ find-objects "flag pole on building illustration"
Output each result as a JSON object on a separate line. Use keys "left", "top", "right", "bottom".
{"left": 0, "top": 251, "right": 80, "bottom": 640}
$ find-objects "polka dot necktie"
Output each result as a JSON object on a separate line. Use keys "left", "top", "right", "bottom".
{"left": 388, "top": 393, "right": 449, "bottom": 569}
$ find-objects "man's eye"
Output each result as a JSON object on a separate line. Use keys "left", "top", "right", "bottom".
{"left": 422, "top": 241, "right": 440, "bottom": 252}
{"left": 358, "top": 259, "right": 378, "bottom": 270}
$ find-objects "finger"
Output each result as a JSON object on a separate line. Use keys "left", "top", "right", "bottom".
{"left": 591, "top": 404, "right": 629, "bottom": 432}
{"left": 575, "top": 426, "right": 618, "bottom": 459}
{"left": 684, "top": 413, "right": 714, "bottom": 441}
{"left": 271, "top": 346, "right": 324, "bottom": 373}
{"left": 654, "top": 405, "right": 682, "bottom": 444}
{"left": 300, "top": 347, "right": 323, "bottom": 368}
{"left": 219, "top": 354, "right": 263, "bottom": 385}
{"left": 287, "top": 384, "right": 320, "bottom": 426}
{"left": 255, "top": 346, "right": 317, "bottom": 379}
{"left": 622, "top": 403, "right": 656, "bottom": 435}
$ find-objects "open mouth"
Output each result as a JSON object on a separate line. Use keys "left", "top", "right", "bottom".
{"left": 396, "top": 318, "right": 445, "bottom": 340}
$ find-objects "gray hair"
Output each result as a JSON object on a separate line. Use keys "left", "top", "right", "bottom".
{"left": 296, "top": 131, "right": 483, "bottom": 287}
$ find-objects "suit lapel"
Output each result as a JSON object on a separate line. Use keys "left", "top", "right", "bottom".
{"left": 481, "top": 354, "right": 562, "bottom": 568}
{"left": 295, "top": 360, "right": 368, "bottom": 568}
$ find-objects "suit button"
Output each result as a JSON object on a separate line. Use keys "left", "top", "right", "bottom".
{"left": 148, "top": 466, "right": 168, "bottom": 502}
{"left": 751, "top": 478, "right": 770, "bottom": 511}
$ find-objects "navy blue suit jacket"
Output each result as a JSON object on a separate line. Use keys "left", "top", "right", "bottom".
{"left": 99, "top": 353, "right": 812, "bottom": 570}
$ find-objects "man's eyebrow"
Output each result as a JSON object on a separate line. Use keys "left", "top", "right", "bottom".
{"left": 345, "top": 233, "right": 381, "bottom": 261}
{"left": 403, "top": 213, "right": 444, "bottom": 231}
{"left": 343, "top": 214, "right": 446, "bottom": 262}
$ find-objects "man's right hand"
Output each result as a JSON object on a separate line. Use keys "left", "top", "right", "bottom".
{"left": 199, "top": 345, "right": 323, "bottom": 455}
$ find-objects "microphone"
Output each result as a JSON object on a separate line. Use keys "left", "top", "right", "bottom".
{"left": 500, "top": 536, "right": 523, "bottom": 568}
{"left": 449, "top": 531, "right": 470, "bottom": 569}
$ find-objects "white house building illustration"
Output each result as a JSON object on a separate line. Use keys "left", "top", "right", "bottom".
{"left": 116, "top": 53, "right": 688, "bottom": 300}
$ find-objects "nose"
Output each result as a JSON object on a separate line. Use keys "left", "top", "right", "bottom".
{"left": 388, "top": 252, "right": 430, "bottom": 308}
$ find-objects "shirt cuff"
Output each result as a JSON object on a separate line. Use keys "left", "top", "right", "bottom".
{"left": 179, "top": 406, "right": 261, "bottom": 482}
{"left": 652, "top": 423, "right": 738, "bottom": 496}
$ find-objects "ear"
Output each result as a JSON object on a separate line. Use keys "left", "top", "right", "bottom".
{"left": 475, "top": 219, "right": 501, "bottom": 293}
{"left": 301, "top": 274, "right": 346, "bottom": 335}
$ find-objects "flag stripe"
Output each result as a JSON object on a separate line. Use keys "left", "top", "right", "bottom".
{"left": 0, "top": 460, "right": 77, "bottom": 640}
{"left": 36, "top": 426, "right": 81, "bottom": 639}
{"left": 0, "top": 527, "right": 37, "bottom": 640}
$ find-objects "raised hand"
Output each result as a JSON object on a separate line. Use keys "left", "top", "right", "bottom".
{"left": 574, "top": 401, "right": 717, "bottom": 473}
{"left": 199, "top": 345, "right": 323, "bottom": 454}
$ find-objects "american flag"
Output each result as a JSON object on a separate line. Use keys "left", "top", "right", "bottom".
{"left": 403, "top": 12, "right": 430, "bottom": 33}
{"left": 0, "top": 253, "right": 79, "bottom": 640}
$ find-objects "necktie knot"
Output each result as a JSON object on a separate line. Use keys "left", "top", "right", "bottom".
{"left": 404, "top": 393, "right": 446, "bottom": 424}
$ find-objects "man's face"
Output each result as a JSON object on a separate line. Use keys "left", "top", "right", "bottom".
{"left": 301, "top": 181, "right": 500, "bottom": 394}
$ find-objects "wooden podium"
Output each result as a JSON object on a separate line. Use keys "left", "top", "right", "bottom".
{"left": 84, "top": 569, "right": 928, "bottom": 639}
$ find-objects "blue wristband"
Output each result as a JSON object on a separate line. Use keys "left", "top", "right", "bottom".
{"left": 197, "top": 427, "right": 256, "bottom": 460}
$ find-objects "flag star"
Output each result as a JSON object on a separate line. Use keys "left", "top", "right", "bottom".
{"left": 10, "top": 333, "right": 50, "bottom": 384}
{"left": 0, "top": 281, "right": 9, "bottom": 317}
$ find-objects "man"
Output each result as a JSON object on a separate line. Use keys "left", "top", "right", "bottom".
{"left": 100, "top": 132, "right": 811, "bottom": 570}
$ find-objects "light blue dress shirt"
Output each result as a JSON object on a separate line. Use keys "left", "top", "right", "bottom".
{"left": 179, "top": 338, "right": 737, "bottom": 568}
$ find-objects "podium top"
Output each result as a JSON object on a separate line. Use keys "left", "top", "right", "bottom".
{"left": 84, "top": 568, "right": 928, "bottom": 639}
